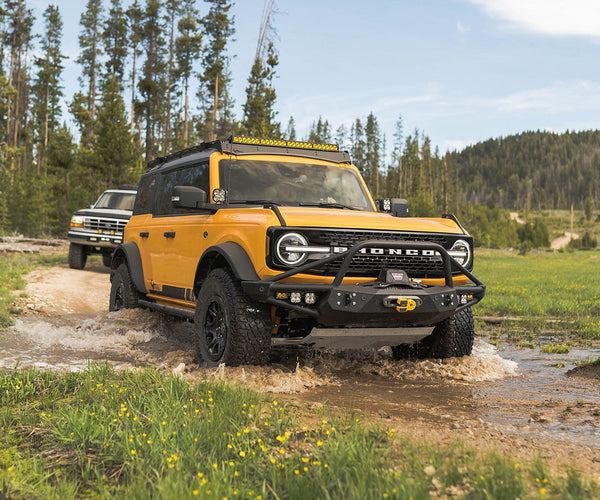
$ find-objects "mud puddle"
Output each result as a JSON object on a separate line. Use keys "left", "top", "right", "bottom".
{"left": 2, "top": 265, "right": 600, "bottom": 473}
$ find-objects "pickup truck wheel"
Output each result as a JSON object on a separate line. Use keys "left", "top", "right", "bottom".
{"left": 102, "top": 252, "right": 112, "bottom": 267}
{"left": 109, "top": 264, "right": 139, "bottom": 311}
{"left": 195, "top": 268, "right": 271, "bottom": 367}
{"left": 392, "top": 307, "right": 474, "bottom": 359}
{"left": 68, "top": 243, "right": 87, "bottom": 269}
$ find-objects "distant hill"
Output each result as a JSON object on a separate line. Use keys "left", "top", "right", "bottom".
{"left": 451, "top": 130, "right": 600, "bottom": 210}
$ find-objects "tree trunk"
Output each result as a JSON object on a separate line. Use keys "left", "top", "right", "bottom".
{"left": 130, "top": 50, "right": 136, "bottom": 139}
{"left": 164, "top": 11, "right": 175, "bottom": 152}
{"left": 211, "top": 74, "right": 219, "bottom": 141}
{"left": 184, "top": 77, "right": 189, "bottom": 147}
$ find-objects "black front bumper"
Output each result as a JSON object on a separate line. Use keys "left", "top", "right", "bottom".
{"left": 242, "top": 240, "right": 485, "bottom": 327}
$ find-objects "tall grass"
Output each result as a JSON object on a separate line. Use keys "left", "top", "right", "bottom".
{"left": 1, "top": 366, "right": 598, "bottom": 499}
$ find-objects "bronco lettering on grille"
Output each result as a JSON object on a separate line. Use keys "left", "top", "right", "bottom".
{"left": 332, "top": 246, "right": 439, "bottom": 257}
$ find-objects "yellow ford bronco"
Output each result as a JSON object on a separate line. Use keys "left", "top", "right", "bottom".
{"left": 109, "top": 137, "right": 485, "bottom": 366}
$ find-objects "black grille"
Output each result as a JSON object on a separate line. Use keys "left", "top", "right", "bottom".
{"left": 300, "top": 229, "right": 459, "bottom": 278}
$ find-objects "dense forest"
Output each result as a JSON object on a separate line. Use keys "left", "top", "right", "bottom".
{"left": 452, "top": 130, "right": 600, "bottom": 212}
{"left": 0, "top": 0, "right": 596, "bottom": 251}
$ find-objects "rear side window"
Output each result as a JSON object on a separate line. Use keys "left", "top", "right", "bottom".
{"left": 133, "top": 175, "right": 156, "bottom": 215}
{"left": 155, "top": 163, "right": 209, "bottom": 216}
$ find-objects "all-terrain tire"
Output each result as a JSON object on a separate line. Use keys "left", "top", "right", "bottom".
{"left": 392, "top": 307, "right": 474, "bottom": 360}
{"left": 109, "top": 263, "right": 139, "bottom": 311}
{"left": 102, "top": 252, "right": 112, "bottom": 267}
{"left": 68, "top": 243, "right": 87, "bottom": 269}
{"left": 194, "top": 268, "right": 271, "bottom": 367}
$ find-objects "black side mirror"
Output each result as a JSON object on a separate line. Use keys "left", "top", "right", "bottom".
{"left": 172, "top": 185, "right": 207, "bottom": 209}
{"left": 376, "top": 198, "right": 409, "bottom": 217}
{"left": 87, "top": 204, "right": 94, "bottom": 209}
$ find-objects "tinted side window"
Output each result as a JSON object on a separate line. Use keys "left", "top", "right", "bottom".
{"left": 155, "top": 163, "right": 209, "bottom": 215}
{"left": 133, "top": 175, "right": 156, "bottom": 215}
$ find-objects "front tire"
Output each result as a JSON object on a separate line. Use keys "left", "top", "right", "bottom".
{"left": 68, "top": 243, "right": 87, "bottom": 269}
{"left": 109, "top": 263, "right": 139, "bottom": 311}
{"left": 102, "top": 252, "right": 112, "bottom": 267}
{"left": 392, "top": 307, "right": 474, "bottom": 359}
{"left": 194, "top": 268, "right": 271, "bottom": 367}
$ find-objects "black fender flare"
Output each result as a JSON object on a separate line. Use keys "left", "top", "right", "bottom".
{"left": 194, "top": 242, "right": 259, "bottom": 291}
{"left": 111, "top": 242, "right": 147, "bottom": 294}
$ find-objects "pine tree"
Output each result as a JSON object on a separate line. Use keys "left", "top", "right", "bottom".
{"left": 350, "top": 118, "right": 366, "bottom": 178}
{"left": 364, "top": 112, "right": 381, "bottom": 196}
{"left": 174, "top": 0, "right": 201, "bottom": 147}
{"left": 307, "top": 116, "right": 332, "bottom": 143}
{"left": 138, "top": 0, "right": 166, "bottom": 160}
{"left": 284, "top": 116, "right": 296, "bottom": 140}
{"left": 198, "top": 0, "right": 235, "bottom": 141}
{"left": 242, "top": 42, "right": 280, "bottom": 138}
{"left": 31, "top": 4, "right": 65, "bottom": 173}
{"left": 3, "top": 0, "right": 35, "bottom": 154}
{"left": 76, "top": 0, "right": 103, "bottom": 146}
{"left": 95, "top": 76, "right": 137, "bottom": 188}
{"left": 103, "top": 0, "right": 128, "bottom": 82}
{"left": 162, "top": 0, "right": 182, "bottom": 151}
{"left": 126, "top": 0, "right": 144, "bottom": 139}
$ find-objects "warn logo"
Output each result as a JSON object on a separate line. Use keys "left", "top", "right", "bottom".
{"left": 332, "top": 246, "right": 440, "bottom": 257}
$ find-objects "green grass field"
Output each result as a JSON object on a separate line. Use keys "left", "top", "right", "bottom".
{"left": 1, "top": 366, "right": 597, "bottom": 499}
{"left": 473, "top": 249, "right": 600, "bottom": 342}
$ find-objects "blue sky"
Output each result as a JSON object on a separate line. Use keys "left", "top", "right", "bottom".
{"left": 30, "top": 0, "right": 600, "bottom": 153}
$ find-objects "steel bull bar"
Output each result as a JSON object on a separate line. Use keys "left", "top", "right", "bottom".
{"left": 241, "top": 240, "right": 486, "bottom": 347}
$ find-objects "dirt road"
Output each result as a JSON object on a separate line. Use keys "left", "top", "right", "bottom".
{"left": 3, "top": 265, "right": 600, "bottom": 475}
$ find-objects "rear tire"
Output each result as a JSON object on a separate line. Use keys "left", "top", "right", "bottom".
{"left": 392, "top": 307, "right": 474, "bottom": 359}
{"left": 194, "top": 268, "right": 271, "bottom": 367}
{"left": 109, "top": 264, "right": 139, "bottom": 311}
{"left": 68, "top": 243, "right": 87, "bottom": 269}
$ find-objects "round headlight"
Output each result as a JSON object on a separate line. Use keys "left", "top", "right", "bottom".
{"left": 449, "top": 239, "right": 471, "bottom": 267}
{"left": 276, "top": 232, "right": 308, "bottom": 266}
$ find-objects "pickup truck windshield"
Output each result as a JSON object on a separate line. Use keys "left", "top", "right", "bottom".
{"left": 218, "top": 159, "right": 373, "bottom": 211}
{"left": 95, "top": 192, "right": 136, "bottom": 211}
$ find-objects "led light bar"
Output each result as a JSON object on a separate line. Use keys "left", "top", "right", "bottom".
{"left": 232, "top": 136, "right": 339, "bottom": 152}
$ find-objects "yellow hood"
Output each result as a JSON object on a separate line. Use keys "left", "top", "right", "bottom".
{"left": 276, "top": 207, "right": 465, "bottom": 234}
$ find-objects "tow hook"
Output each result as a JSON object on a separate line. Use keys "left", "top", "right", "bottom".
{"left": 383, "top": 295, "right": 423, "bottom": 312}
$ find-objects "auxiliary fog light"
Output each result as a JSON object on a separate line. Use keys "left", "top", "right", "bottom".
{"left": 276, "top": 292, "right": 289, "bottom": 299}
{"left": 290, "top": 292, "right": 302, "bottom": 304}
{"left": 304, "top": 292, "right": 317, "bottom": 304}
{"left": 459, "top": 294, "right": 473, "bottom": 305}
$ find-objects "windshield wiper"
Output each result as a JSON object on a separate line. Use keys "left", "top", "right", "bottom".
{"left": 299, "top": 202, "right": 359, "bottom": 210}
{"left": 228, "top": 200, "right": 281, "bottom": 206}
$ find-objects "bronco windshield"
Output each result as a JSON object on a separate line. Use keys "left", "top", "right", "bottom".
{"left": 94, "top": 192, "right": 136, "bottom": 211}
{"left": 218, "top": 159, "right": 373, "bottom": 211}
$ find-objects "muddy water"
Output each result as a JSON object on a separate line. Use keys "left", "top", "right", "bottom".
{"left": 2, "top": 306, "right": 599, "bottom": 453}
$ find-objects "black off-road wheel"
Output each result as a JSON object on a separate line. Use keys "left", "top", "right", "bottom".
{"left": 392, "top": 307, "right": 474, "bottom": 360}
{"left": 194, "top": 268, "right": 271, "bottom": 367}
{"left": 68, "top": 243, "right": 87, "bottom": 270}
{"left": 102, "top": 252, "right": 112, "bottom": 267}
{"left": 109, "top": 263, "right": 139, "bottom": 311}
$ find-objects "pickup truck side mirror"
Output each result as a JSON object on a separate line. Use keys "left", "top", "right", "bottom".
{"left": 375, "top": 198, "right": 409, "bottom": 217}
{"left": 172, "top": 185, "right": 207, "bottom": 209}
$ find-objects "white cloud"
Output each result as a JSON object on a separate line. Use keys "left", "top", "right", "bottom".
{"left": 467, "top": 0, "right": 600, "bottom": 38}
{"left": 456, "top": 21, "right": 471, "bottom": 34}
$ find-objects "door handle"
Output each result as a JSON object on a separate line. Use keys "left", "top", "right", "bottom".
{"left": 139, "top": 231, "right": 149, "bottom": 238}
{"left": 163, "top": 231, "right": 176, "bottom": 238}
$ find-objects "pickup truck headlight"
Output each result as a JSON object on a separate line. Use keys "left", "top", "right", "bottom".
{"left": 449, "top": 239, "right": 471, "bottom": 267}
{"left": 70, "top": 215, "right": 84, "bottom": 227}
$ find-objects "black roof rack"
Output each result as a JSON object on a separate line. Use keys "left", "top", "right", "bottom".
{"left": 146, "top": 137, "right": 351, "bottom": 170}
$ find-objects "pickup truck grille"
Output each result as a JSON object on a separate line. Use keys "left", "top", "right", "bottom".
{"left": 83, "top": 217, "right": 127, "bottom": 234}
